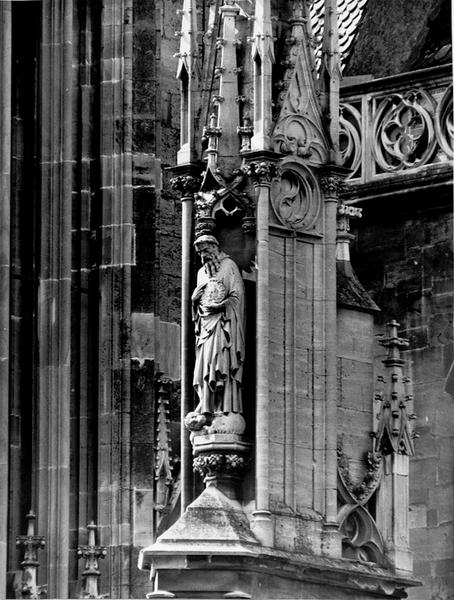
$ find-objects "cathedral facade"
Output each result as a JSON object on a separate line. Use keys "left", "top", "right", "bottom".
{"left": 0, "top": 1, "right": 452, "bottom": 599}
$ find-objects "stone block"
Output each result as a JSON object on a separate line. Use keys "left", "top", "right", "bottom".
{"left": 409, "top": 504, "right": 427, "bottom": 529}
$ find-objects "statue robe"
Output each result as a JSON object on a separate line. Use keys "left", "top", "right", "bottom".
{"left": 192, "top": 253, "right": 245, "bottom": 414}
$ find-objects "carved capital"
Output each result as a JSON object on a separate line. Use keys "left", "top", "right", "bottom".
{"left": 170, "top": 175, "right": 201, "bottom": 196}
{"left": 319, "top": 174, "right": 345, "bottom": 197}
{"left": 246, "top": 161, "right": 278, "bottom": 186}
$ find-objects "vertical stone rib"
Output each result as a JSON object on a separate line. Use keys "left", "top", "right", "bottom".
{"left": 0, "top": 3, "right": 11, "bottom": 596}
{"left": 180, "top": 196, "right": 193, "bottom": 514}
{"left": 36, "top": 0, "right": 73, "bottom": 596}
{"left": 97, "top": 0, "right": 133, "bottom": 596}
{"left": 323, "top": 190, "right": 338, "bottom": 527}
{"left": 252, "top": 181, "right": 273, "bottom": 546}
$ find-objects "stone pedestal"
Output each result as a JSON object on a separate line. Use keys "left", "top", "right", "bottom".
{"left": 139, "top": 502, "right": 419, "bottom": 599}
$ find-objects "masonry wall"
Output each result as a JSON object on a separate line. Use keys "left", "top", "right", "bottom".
{"left": 352, "top": 198, "right": 454, "bottom": 600}
{"left": 345, "top": 0, "right": 450, "bottom": 77}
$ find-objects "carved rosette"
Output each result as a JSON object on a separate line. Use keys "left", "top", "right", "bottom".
{"left": 170, "top": 174, "right": 202, "bottom": 197}
{"left": 270, "top": 160, "right": 321, "bottom": 231}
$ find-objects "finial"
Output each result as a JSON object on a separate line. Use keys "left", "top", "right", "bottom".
{"left": 77, "top": 522, "right": 107, "bottom": 599}
{"left": 16, "top": 510, "right": 47, "bottom": 599}
{"left": 374, "top": 321, "right": 415, "bottom": 456}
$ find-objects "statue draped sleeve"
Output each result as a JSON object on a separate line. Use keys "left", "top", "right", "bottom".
{"left": 192, "top": 255, "right": 245, "bottom": 415}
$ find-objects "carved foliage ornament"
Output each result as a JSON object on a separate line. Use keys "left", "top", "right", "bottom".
{"left": 337, "top": 449, "right": 385, "bottom": 566}
{"left": 246, "top": 161, "right": 278, "bottom": 186}
{"left": 193, "top": 453, "right": 250, "bottom": 477}
{"left": 271, "top": 160, "right": 321, "bottom": 231}
{"left": 319, "top": 174, "right": 345, "bottom": 197}
{"left": 170, "top": 175, "right": 202, "bottom": 196}
{"left": 373, "top": 89, "right": 436, "bottom": 172}
{"left": 194, "top": 188, "right": 255, "bottom": 237}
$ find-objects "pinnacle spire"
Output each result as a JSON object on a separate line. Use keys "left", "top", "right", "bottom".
{"left": 374, "top": 321, "right": 416, "bottom": 456}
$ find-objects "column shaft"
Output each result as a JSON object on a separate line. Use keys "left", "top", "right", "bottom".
{"left": 97, "top": 0, "right": 134, "bottom": 595}
{"left": 180, "top": 196, "right": 194, "bottom": 513}
{"left": 0, "top": 3, "right": 11, "bottom": 596}
{"left": 252, "top": 183, "right": 273, "bottom": 545}
{"left": 36, "top": 0, "right": 74, "bottom": 596}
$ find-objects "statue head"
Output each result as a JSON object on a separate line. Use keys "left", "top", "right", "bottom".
{"left": 194, "top": 235, "right": 221, "bottom": 277}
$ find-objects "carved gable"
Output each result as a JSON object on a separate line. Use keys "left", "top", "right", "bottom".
{"left": 272, "top": 36, "right": 329, "bottom": 165}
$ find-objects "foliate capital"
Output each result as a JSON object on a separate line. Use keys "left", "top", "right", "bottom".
{"left": 170, "top": 174, "right": 201, "bottom": 196}
{"left": 246, "top": 161, "right": 278, "bottom": 186}
{"left": 320, "top": 174, "right": 345, "bottom": 197}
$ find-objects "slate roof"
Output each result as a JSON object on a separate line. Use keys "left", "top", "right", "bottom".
{"left": 310, "top": 0, "right": 368, "bottom": 70}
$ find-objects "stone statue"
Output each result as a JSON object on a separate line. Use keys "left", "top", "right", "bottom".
{"left": 191, "top": 234, "right": 245, "bottom": 417}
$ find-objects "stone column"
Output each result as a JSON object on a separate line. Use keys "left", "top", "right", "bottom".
{"left": 36, "top": 1, "right": 74, "bottom": 596}
{"left": 0, "top": 3, "right": 11, "bottom": 596}
{"left": 170, "top": 172, "right": 201, "bottom": 513}
{"left": 319, "top": 170, "right": 347, "bottom": 556}
{"left": 246, "top": 156, "right": 279, "bottom": 547}
{"left": 96, "top": 0, "right": 134, "bottom": 596}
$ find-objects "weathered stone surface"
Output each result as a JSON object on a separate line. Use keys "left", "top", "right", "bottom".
{"left": 353, "top": 203, "right": 453, "bottom": 600}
